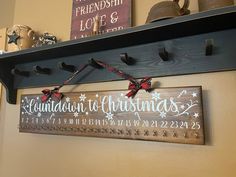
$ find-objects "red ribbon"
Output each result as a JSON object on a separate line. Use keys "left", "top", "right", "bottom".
{"left": 41, "top": 88, "right": 63, "bottom": 103}
{"left": 92, "top": 60, "right": 152, "bottom": 98}
{"left": 126, "top": 77, "right": 152, "bottom": 98}
{"left": 41, "top": 64, "right": 89, "bottom": 103}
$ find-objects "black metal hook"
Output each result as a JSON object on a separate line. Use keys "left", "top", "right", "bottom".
{"left": 159, "top": 47, "right": 169, "bottom": 61}
{"left": 205, "top": 39, "right": 214, "bottom": 56}
{"left": 58, "top": 62, "right": 76, "bottom": 73}
{"left": 33, "top": 66, "right": 51, "bottom": 75}
{"left": 11, "top": 68, "right": 30, "bottom": 77}
{"left": 88, "top": 58, "right": 103, "bottom": 69}
{"left": 120, "top": 53, "right": 135, "bottom": 65}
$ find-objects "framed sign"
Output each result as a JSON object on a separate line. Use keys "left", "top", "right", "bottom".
{"left": 70, "top": 0, "right": 132, "bottom": 39}
{"left": 19, "top": 87, "right": 204, "bottom": 145}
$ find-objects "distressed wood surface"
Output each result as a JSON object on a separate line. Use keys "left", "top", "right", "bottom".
{"left": 19, "top": 87, "right": 204, "bottom": 144}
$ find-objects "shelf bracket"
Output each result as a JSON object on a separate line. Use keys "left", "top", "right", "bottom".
{"left": 0, "top": 63, "right": 17, "bottom": 104}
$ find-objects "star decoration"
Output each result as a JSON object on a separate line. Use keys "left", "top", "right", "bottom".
{"left": 73, "top": 112, "right": 79, "bottom": 118}
{"left": 65, "top": 97, "right": 70, "bottom": 102}
{"left": 105, "top": 112, "right": 114, "bottom": 120}
{"left": 193, "top": 113, "right": 199, "bottom": 118}
{"left": 192, "top": 92, "right": 197, "bottom": 97}
{"left": 8, "top": 31, "right": 20, "bottom": 45}
{"left": 160, "top": 111, "right": 166, "bottom": 118}
{"left": 79, "top": 94, "right": 86, "bottom": 102}
{"left": 152, "top": 92, "right": 161, "bottom": 101}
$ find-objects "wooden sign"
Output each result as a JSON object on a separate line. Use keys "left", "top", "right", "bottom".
{"left": 19, "top": 87, "right": 204, "bottom": 145}
{"left": 70, "top": 0, "right": 132, "bottom": 39}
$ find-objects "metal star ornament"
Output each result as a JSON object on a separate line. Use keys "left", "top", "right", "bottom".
{"left": 8, "top": 31, "right": 20, "bottom": 45}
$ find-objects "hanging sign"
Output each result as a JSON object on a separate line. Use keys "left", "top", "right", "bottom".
{"left": 19, "top": 87, "right": 204, "bottom": 145}
{"left": 70, "top": 0, "right": 132, "bottom": 39}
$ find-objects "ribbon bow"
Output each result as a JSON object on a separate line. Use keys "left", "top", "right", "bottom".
{"left": 41, "top": 64, "right": 89, "bottom": 103}
{"left": 41, "top": 88, "right": 63, "bottom": 103}
{"left": 126, "top": 77, "right": 152, "bottom": 98}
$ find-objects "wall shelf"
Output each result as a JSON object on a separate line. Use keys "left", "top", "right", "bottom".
{"left": 0, "top": 6, "right": 236, "bottom": 104}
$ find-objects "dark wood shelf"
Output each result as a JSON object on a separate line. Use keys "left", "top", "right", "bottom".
{"left": 0, "top": 6, "right": 236, "bottom": 104}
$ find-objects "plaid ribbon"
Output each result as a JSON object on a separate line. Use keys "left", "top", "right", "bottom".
{"left": 41, "top": 88, "right": 63, "bottom": 103}
{"left": 41, "top": 60, "right": 152, "bottom": 102}
{"left": 126, "top": 77, "right": 152, "bottom": 98}
{"left": 94, "top": 60, "right": 152, "bottom": 98}
{"left": 41, "top": 64, "right": 89, "bottom": 102}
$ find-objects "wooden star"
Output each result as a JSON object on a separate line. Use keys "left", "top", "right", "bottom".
{"left": 8, "top": 31, "right": 20, "bottom": 45}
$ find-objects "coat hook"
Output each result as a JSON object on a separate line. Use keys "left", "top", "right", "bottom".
{"left": 172, "top": 131, "right": 177, "bottom": 137}
{"left": 162, "top": 130, "right": 167, "bottom": 137}
{"left": 144, "top": 130, "right": 149, "bottom": 136}
{"left": 159, "top": 47, "right": 169, "bottom": 61}
{"left": 153, "top": 130, "right": 158, "bottom": 136}
{"left": 120, "top": 53, "right": 135, "bottom": 65}
{"left": 58, "top": 62, "right": 76, "bottom": 73}
{"left": 11, "top": 68, "right": 30, "bottom": 77}
{"left": 33, "top": 65, "right": 51, "bottom": 75}
{"left": 88, "top": 58, "right": 103, "bottom": 69}
{"left": 205, "top": 39, "right": 214, "bottom": 56}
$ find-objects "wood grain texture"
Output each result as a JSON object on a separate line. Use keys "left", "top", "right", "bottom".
{"left": 13, "top": 29, "right": 236, "bottom": 89}
{"left": 19, "top": 87, "right": 204, "bottom": 145}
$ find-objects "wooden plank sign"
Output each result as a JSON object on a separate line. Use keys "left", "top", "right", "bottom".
{"left": 70, "top": 0, "right": 132, "bottom": 39}
{"left": 19, "top": 87, "right": 204, "bottom": 145}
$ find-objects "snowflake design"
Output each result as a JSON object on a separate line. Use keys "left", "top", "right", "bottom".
{"left": 105, "top": 112, "right": 114, "bottom": 120}
{"left": 65, "top": 97, "right": 70, "bottom": 102}
{"left": 192, "top": 92, "right": 197, "bottom": 98}
{"left": 74, "top": 112, "right": 79, "bottom": 118}
{"left": 152, "top": 92, "right": 161, "bottom": 101}
{"left": 37, "top": 112, "right": 42, "bottom": 117}
{"left": 160, "top": 111, "right": 166, "bottom": 118}
{"left": 193, "top": 113, "right": 199, "bottom": 118}
{"left": 79, "top": 94, "right": 86, "bottom": 102}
